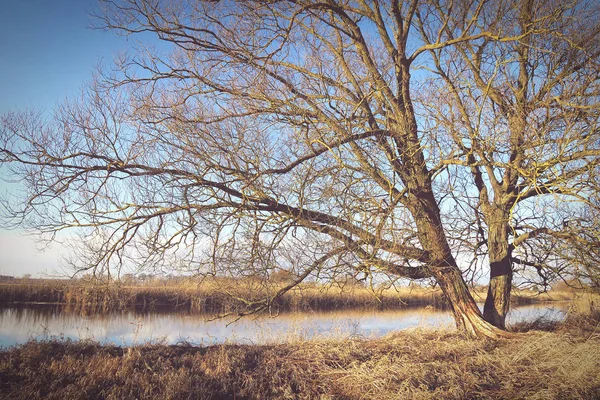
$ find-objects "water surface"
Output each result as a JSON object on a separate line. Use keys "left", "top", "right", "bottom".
{"left": 0, "top": 303, "right": 567, "bottom": 348}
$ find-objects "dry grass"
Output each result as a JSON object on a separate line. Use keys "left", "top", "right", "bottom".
{"left": 1, "top": 297, "right": 599, "bottom": 400}
{"left": 0, "top": 278, "right": 575, "bottom": 314}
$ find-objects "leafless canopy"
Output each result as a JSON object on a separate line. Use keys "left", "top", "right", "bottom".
{"left": 1, "top": 0, "right": 599, "bottom": 336}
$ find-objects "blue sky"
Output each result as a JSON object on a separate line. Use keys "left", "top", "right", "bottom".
{"left": 0, "top": 0, "right": 129, "bottom": 277}
{"left": 0, "top": 0, "right": 127, "bottom": 113}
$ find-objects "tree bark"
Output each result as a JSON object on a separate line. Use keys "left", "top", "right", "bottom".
{"left": 408, "top": 190, "right": 511, "bottom": 338}
{"left": 483, "top": 209, "right": 513, "bottom": 329}
{"left": 434, "top": 265, "right": 512, "bottom": 339}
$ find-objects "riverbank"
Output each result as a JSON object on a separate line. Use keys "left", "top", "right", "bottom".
{"left": 1, "top": 299, "right": 599, "bottom": 399}
{"left": 0, "top": 278, "right": 574, "bottom": 314}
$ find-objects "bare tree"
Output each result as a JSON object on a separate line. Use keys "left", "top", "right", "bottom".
{"left": 7, "top": 0, "right": 583, "bottom": 338}
{"left": 523, "top": 198, "right": 600, "bottom": 293}
{"left": 419, "top": 0, "right": 600, "bottom": 327}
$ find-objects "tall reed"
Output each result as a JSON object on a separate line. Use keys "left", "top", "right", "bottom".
{"left": 0, "top": 278, "right": 576, "bottom": 314}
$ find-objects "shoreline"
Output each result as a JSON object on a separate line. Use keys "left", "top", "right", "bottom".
{"left": 1, "top": 294, "right": 597, "bottom": 399}
{"left": 1, "top": 317, "right": 599, "bottom": 399}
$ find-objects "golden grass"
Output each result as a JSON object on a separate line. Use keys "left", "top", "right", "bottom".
{"left": 1, "top": 299, "right": 599, "bottom": 399}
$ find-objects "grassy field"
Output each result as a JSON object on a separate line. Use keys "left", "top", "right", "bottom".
{"left": 0, "top": 277, "right": 575, "bottom": 314}
{"left": 1, "top": 295, "right": 598, "bottom": 399}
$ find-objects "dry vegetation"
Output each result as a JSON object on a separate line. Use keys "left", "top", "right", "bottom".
{"left": 1, "top": 296, "right": 599, "bottom": 399}
{"left": 0, "top": 278, "right": 574, "bottom": 314}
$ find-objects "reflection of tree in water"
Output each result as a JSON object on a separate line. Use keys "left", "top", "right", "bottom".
{"left": 1, "top": 304, "right": 57, "bottom": 326}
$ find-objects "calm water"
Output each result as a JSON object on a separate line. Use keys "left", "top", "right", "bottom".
{"left": 0, "top": 303, "right": 567, "bottom": 348}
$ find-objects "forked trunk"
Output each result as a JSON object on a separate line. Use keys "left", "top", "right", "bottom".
{"left": 407, "top": 190, "right": 512, "bottom": 339}
{"left": 434, "top": 267, "right": 512, "bottom": 339}
{"left": 483, "top": 211, "right": 513, "bottom": 329}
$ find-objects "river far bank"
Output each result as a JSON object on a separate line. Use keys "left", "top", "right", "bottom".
{"left": 1, "top": 296, "right": 599, "bottom": 400}
{"left": 0, "top": 277, "right": 576, "bottom": 314}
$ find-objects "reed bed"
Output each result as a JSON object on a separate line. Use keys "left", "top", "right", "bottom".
{"left": 0, "top": 278, "right": 575, "bottom": 314}
{"left": 0, "top": 279, "right": 448, "bottom": 313}
{"left": 1, "top": 297, "right": 599, "bottom": 400}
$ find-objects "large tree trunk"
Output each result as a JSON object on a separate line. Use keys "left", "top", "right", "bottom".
{"left": 483, "top": 209, "right": 513, "bottom": 329}
{"left": 408, "top": 191, "right": 511, "bottom": 338}
{"left": 434, "top": 264, "right": 512, "bottom": 338}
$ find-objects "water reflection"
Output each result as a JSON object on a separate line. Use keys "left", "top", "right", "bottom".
{"left": 0, "top": 303, "right": 567, "bottom": 348}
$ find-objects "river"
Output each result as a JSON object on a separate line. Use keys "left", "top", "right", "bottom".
{"left": 0, "top": 303, "right": 568, "bottom": 348}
